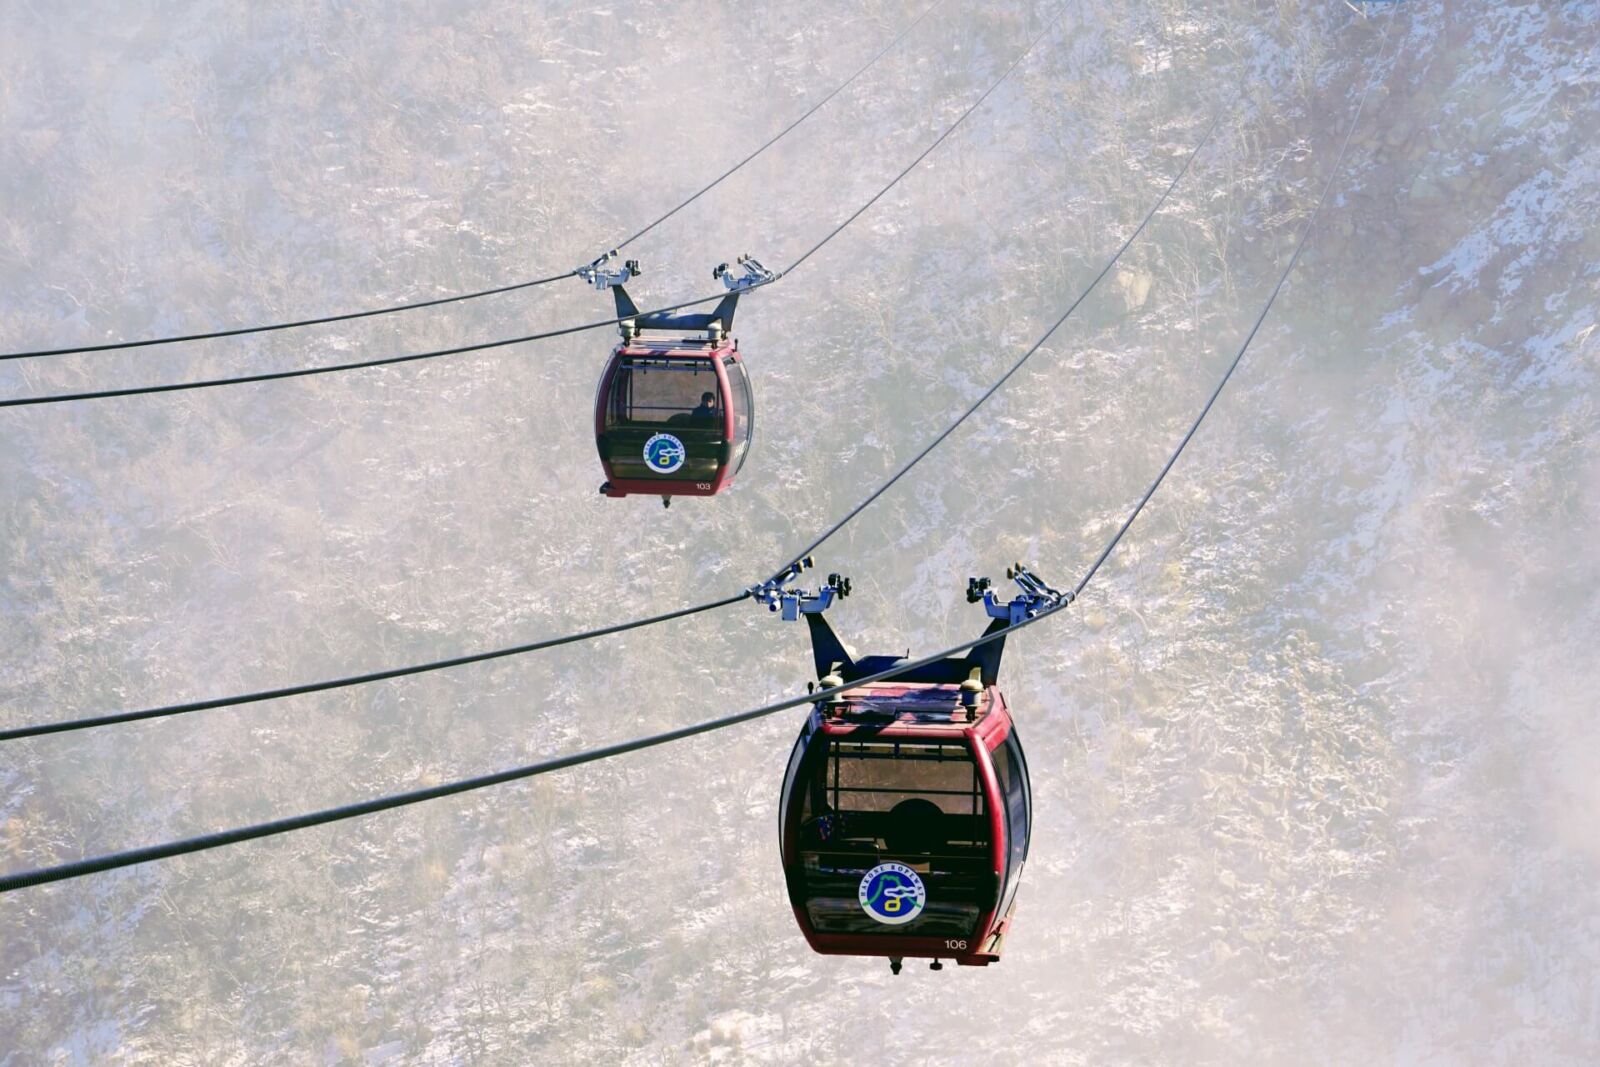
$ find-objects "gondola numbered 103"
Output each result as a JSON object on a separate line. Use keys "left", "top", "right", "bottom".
{"left": 578, "top": 254, "right": 771, "bottom": 507}
{"left": 756, "top": 562, "right": 1069, "bottom": 974}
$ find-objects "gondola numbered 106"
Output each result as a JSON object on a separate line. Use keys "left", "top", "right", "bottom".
{"left": 756, "top": 563, "right": 1068, "bottom": 974}
{"left": 579, "top": 255, "right": 771, "bottom": 507}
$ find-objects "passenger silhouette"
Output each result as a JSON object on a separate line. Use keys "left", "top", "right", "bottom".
{"left": 690, "top": 391, "right": 717, "bottom": 425}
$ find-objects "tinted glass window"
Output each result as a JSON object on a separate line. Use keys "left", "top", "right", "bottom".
{"left": 779, "top": 720, "right": 810, "bottom": 842}
{"left": 1002, "top": 728, "right": 1030, "bottom": 866}
{"left": 992, "top": 727, "right": 1030, "bottom": 918}
{"left": 606, "top": 358, "right": 721, "bottom": 427}
{"left": 723, "top": 357, "right": 753, "bottom": 471}
{"left": 830, "top": 740, "right": 983, "bottom": 819}
{"left": 992, "top": 739, "right": 1015, "bottom": 881}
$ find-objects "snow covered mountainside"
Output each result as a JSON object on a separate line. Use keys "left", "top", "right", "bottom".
{"left": 1, "top": 0, "right": 1596, "bottom": 1062}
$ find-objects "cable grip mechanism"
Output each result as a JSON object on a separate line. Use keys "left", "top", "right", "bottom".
{"left": 713, "top": 254, "right": 775, "bottom": 292}
{"left": 752, "top": 557, "right": 851, "bottom": 621}
{"left": 968, "top": 563, "right": 1071, "bottom": 626}
{"left": 577, "top": 250, "right": 640, "bottom": 290}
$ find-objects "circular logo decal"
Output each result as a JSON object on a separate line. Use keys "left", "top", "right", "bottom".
{"left": 642, "top": 433, "right": 686, "bottom": 474}
{"left": 858, "top": 862, "right": 927, "bottom": 926}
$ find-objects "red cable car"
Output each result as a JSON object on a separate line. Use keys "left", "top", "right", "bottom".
{"left": 580, "top": 255, "right": 769, "bottom": 507}
{"left": 760, "top": 565, "right": 1064, "bottom": 974}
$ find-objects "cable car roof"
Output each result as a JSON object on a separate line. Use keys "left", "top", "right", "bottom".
{"left": 820, "top": 681, "right": 995, "bottom": 728}
{"left": 617, "top": 338, "right": 734, "bottom": 358}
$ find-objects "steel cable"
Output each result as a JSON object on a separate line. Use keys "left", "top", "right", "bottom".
{"left": 0, "top": 8, "right": 1054, "bottom": 409}
{"left": 0, "top": 2, "right": 943, "bottom": 363}
{"left": 0, "top": 102, "right": 1212, "bottom": 743}
{"left": 0, "top": 1, "right": 1402, "bottom": 889}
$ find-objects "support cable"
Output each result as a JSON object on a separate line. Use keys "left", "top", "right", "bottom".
{"left": 606, "top": 0, "right": 947, "bottom": 256}
{"left": 0, "top": 2, "right": 943, "bottom": 363}
{"left": 0, "top": 93, "right": 1211, "bottom": 744}
{"left": 0, "top": 12, "right": 1401, "bottom": 889}
{"left": 769, "top": 114, "right": 1221, "bottom": 583}
{"left": 0, "top": 8, "right": 1400, "bottom": 894}
{"left": 0, "top": 6, "right": 1051, "bottom": 410}
{"left": 0, "top": 289, "right": 750, "bottom": 408}
{"left": 0, "top": 592, "right": 753, "bottom": 742}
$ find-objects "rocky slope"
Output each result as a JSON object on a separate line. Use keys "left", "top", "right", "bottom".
{"left": 1, "top": 0, "right": 1596, "bottom": 1063}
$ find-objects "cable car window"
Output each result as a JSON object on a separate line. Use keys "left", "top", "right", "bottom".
{"left": 831, "top": 740, "right": 983, "bottom": 819}
{"left": 991, "top": 729, "right": 1030, "bottom": 916}
{"left": 793, "top": 737, "right": 994, "bottom": 938}
{"left": 723, "top": 357, "right": 754, "bottom": 470}
{"left": 779, "top": 720, "right": 811, "bottom": 839}
{"left": 607, "top": 359, "right": 720, "bottom": 427}
{"left": 992, "top": 737, "right": 1013, "bottom": 863}
{"left": 1002, "top": 727, "right": 1030, "bottom": 867}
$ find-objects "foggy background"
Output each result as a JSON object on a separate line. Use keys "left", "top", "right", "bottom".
{"left": 2, "top": 0, "right": 1597, "bottom": 1062}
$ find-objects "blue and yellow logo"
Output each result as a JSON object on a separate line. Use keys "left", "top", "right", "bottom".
{"left": 642, "top": 433, "right": 686, "bottom": 474}
{"left": 858, "top": 862, "right": 927, "bottom": 926}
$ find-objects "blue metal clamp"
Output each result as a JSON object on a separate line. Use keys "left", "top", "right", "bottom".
{"left": 753, "top": 557, "right": 852, "bottom": 622}
{"left": 967, "top": 563, "right": 1071, "bottom": 627}
{"left": 714, "top": 255, "right": 776, "bottom": 293}
{"left": 577, "top": 250, "right": 640, "bottom": 290}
